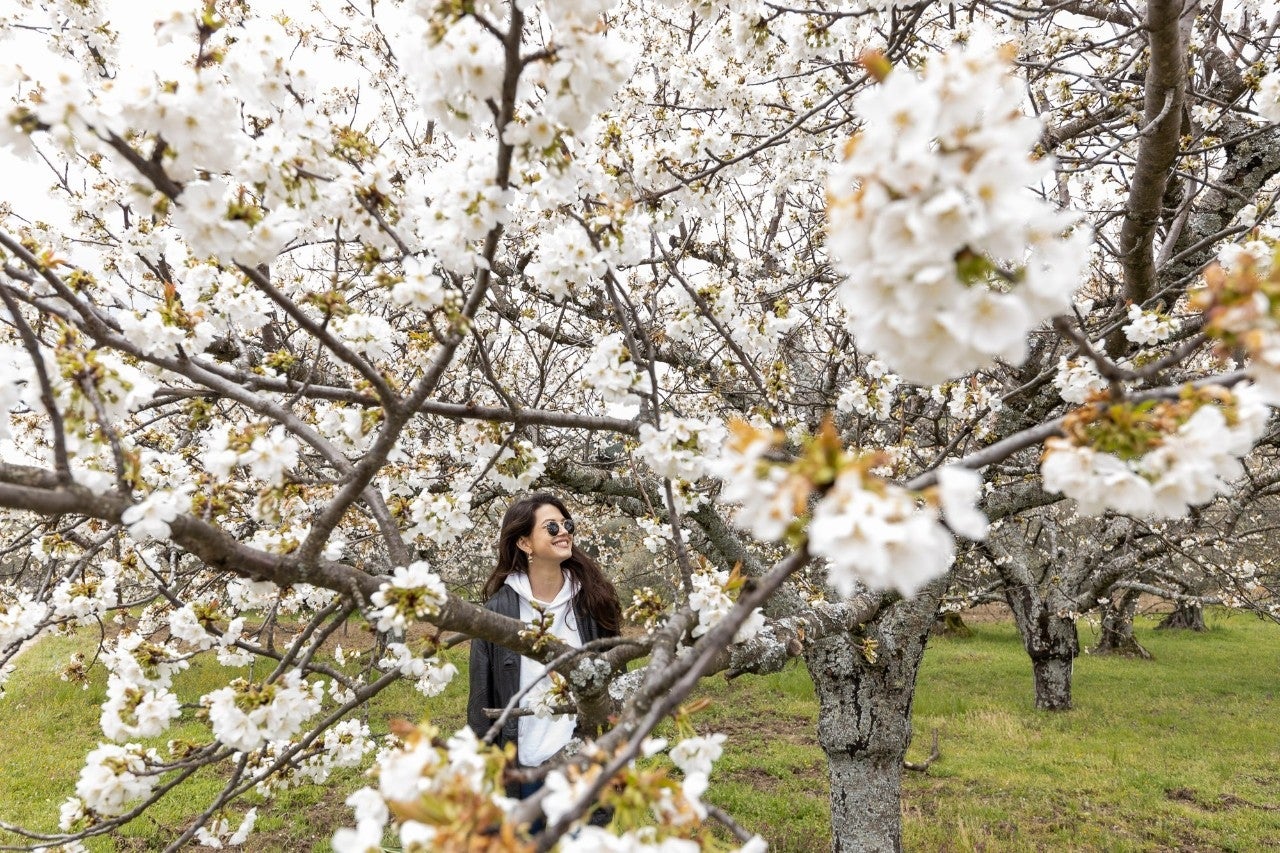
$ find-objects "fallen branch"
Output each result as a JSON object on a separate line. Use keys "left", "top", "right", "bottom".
{"left": 903, "top": 729, "right": 941, "bottom": 773}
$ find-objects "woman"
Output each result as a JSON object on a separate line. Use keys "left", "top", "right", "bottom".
{"left": 467, "top": 492, "right": 621, "bottom": 797}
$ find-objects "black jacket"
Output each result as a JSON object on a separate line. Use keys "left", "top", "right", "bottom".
{"left": 466, "top": 584, "right": 616, "bottom": 751}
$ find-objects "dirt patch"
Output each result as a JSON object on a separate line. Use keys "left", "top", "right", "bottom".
{"left": 958, "top": 602, "right": 1013, "bottom": 623}
{"left": 724, "top": 766, "right": 782, "bottom": 791}
{"left": 1165, "top": 786, "right": 1200, "bottom": 804}
{"left": 711, "top": 710, "right": 818, "bottom": 747}
{"left": 1161, "top": 787, "right": 1267, "bottom": 813}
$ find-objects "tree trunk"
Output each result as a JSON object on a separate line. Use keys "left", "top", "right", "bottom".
{"left": 1157, "top": 601, "right": 1206, "bottom": 631}
{"left": 1004, "top": 584, "right": 1079, "bottom": 711}
{"left": 1030, "top": 653, "right": 1073, "bottom": 711}
{"left": 1093, "top": 589, "right": 1152, "bottom": 658}
{"left": 931, "top": 610, "right": 972, "bottom": 638}
{"left": 805, "top": 593, "right": 938, "bottom": 852}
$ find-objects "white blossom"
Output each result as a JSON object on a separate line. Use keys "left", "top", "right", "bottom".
{"left": 826, "top": 40, "right": 1087, "bottom": 384}
{"left": 1122, "top": 304, "right": 1174, "bottom": 346}
{"left": 582, "top": 333, "right": 649, "bottom": 404}
{"left": 391, "top": 255, "right": 450, "bottom": 310}
{"left": 0, "top": 592, "right": 49, "bottom": 649}
{"left": 100, "top": 676, "right": 182, "bottom": 741}
{"left": 936, "top": 466, "right": 989, "bottom": 540}
{"left": 74, "top": 743, "right": 158, "bottom": 817}
{"left": 1042, "top": 384, "right": 1271, "bottom": 518}
{"left": 637, "top": 418, "right": 726, "bottom": 481}
{"left": 121, "top": 490, "right": 187, "bottom": 541}
{"left": 203, "top": 670, "right": 323, "bottom": 753}
{"left": 809, "top": 469, "right": 956, "bottom": 598}
{"left": 370, "top": 562, "right": 448, "bottom": 634}
{"left": 404, "top": 490, "right": 473, "bottom": 546}
{"left": 688, "top": 569, "right": 765, "bottom": 644}
{"left": 1054, "top": 356, "right": 1108, "bottom": 404}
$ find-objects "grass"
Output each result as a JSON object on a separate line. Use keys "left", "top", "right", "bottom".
{"left": 694, "top": 612, "right": 1280, "bottom": 852}
{"left": 1, "top": 612, "right": 1278, "bottom": 851}
{"left": 0, "top": 626, "right": 470, "bottom": 851}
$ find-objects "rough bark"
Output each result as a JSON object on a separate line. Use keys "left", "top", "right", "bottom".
{"left": 1157, "top": 601, "right": 1207, "bottom": 631}
{"left": 805, "top": 589, "right": 940, "bottom": 852}
{"left": 1093, "top": 588, "right": 1152, "bottom": 658}
{"left": 1004, "top": 583, "right": 1079, "bottom": 711}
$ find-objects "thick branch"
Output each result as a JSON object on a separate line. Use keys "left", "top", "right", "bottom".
{"left": 1116, "top": 0, "right": 1193, "bottom": 313}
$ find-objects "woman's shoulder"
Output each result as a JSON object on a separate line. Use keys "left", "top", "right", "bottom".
{"left": 483, "top": 584, "right": 519, "bottom": 616}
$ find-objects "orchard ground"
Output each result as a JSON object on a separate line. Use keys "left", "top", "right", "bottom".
{"left": 1, "top": 611, "right": 1277, "bottom": 852}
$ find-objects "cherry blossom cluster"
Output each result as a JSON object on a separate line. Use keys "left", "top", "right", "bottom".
{"left": 1193, "top": 239, "right": 1280, "bottom": 403}
{"left": 391, "top": 254, "right": 454, "bottom": 312}
{"left": 667, "top": 732, "right": 727, "bottom": 818}
{"left": 1, "top": 11, "right": 309, "bottom": 267}
{"left": 378, "top": 642, "right": 459, "bottom": 698}
{"left": 51, "top": 568, "right": 118, "bottom": 625}
{"left": 194, "top": 808, "right": 257, "bottom": 849}
{"left": 202, "top": 670, "right": 324, "bottom": 753}
{"left": 826, "top": 41, "right": 1088, "bottom": 385}
{"left": 40, "top": 337, "right": 157, "bottom": 440}
{"left": 244, "top": 720, "right": 376, "bottom": 797}
{"left": 711, "top": 420, "right": 988, "bottom": 596}
{"left": 461, "top": 426, "right": 548, "bottom": 493}
{"left": 100, "top": 674, "right": 181, "bottom": 742}
{"left": 1041, "top": 383, "right": 1271, "bottom": 518}
{"left": 202, "top": 424, "right": 301, "bottom": 487}
{"left": 403, "top": 489, "right": 475, "bottom": 546}
{"left": 166, "top": 601, "right": 253, "bottom": 668}
{"left": 1123, "top": 304, "right": 1175, "bottom": 346}
{"left": 1054, "top": 356, "right": 1109, "bottom": 405}
{"left": 0, "top": 591, "right": 49, "bottom": 651}
{"left": 525, "top": 222, "right": 609, "bottom": 302}
{"left": 101, "top": 631, "right": 189, "bottom": 690}
{"left": 69, "top": 742, "right": 159, "bottom": 819}
{"left": 637, "top": 516, "right": 677, "bottom": 555}
{"left": 332, "top": 716, "right": 765, "bottom": 851}
{"left": 542, "top": 734, "right": 766, "bottom": 852}
{"left": 370, "top": 562, "right": 449, "bottom": 634}
{"left": 528, "top": 669, "right": 574, "bottom": 720}
{"left": 170, "top": 178, "right": 297, "bottom": 266}
{"left": 332, "top": 722, "right": 508, "bottom": 852}
{"left": 688, "top": 566, "right": 765, "bottom": 644}
{"left": 120, "top": 489, "right": 189, "bottom": 542}
{"left": 943, "top": 379, "right": 1006, "bottom": 441}
{"left": 624, "top": 585, "right": 669, "bottom": 628}
{"left": 837, "top": 360, "right": 901, "bottom": 421}
{"left": 636, "top": 417, "right": 727, "bottom": 481}
{"left": 168, "top": 602, "right": 224, "bottom": 651}
{"left": 582, "top": 332, "right": 650, "bottom": 404}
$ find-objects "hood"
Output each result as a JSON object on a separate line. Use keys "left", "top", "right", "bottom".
{"left": 504, "top": 570, "right": 579, "bottom": 609}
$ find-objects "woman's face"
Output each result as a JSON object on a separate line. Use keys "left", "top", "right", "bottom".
{"left": 519, "top": 503, "right": 575, "bottom": 566}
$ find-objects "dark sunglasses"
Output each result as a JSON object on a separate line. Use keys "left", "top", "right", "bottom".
{"left": 540, "top": 519, "right": 576, "bottom": 536}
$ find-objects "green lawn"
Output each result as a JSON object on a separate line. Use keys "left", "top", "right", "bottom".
{"left": 1, "top": 613, "right": 1277, "bottom": 851}
{"left": 696, "top": 613, "right": 1280, "bottom": 852}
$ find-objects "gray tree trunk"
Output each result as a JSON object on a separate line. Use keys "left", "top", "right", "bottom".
{"left": 1004, "top": 584, "right": 1079, "bottom": 711}
{"left": 1157, "top": 601, "right": 1206, "bottom": 631}
{"left": 805, "top": 592, "right": 939, "bottom": 852}
{"left": 1093, "top": 588, "right": 1152, "bottom": 658}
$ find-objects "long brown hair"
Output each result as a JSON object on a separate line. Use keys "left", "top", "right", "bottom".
{"left": 482, "top": 492, "right": 621, "bottom": 634}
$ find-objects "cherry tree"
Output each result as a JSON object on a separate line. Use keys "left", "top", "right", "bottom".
{"left": 0, "top": 1, "right": 1278, "bottom": 852}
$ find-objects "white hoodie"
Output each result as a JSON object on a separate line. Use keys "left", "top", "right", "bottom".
{"left": 504, "top": 571, "right": 583, "bottom": 767}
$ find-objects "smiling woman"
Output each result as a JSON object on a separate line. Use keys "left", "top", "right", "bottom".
{"left": 466, "top": 492, "right": 621, "bottom": 799}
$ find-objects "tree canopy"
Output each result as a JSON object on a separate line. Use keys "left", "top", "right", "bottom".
{"left": 0, "top": 0, "right": 1278, "bottom": 850}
